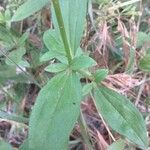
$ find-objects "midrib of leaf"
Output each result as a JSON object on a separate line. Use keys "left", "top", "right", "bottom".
{"left": 96, "top": 88, "right": 146, "bottom": 147}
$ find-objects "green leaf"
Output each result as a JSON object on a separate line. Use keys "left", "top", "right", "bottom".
{"left": 107, "top": 139, "right": 125, "bottom": 150}
{"left": 43, "top": 29, "right": 65, "bottom": 54}
{"left": 75, "top": 47, "right": 84, "bottom": 57}
{"left": 94, "top": 86, "right": 148, "bottom": 149}
{"left": 6, "top": 47, "right": 26, "bottom": 66}
{"left": 0, "top": 25, "right": 14, "bottom": 44}
{"left": 40, "top": 51, "right": 60, "bottom": 62}
{"left": 29, "top": 72, "right": 82, "bottom": 150}
{"left": 45, "top": 63, "right": 68, "bottom": 73}
{"left": 126, "top": 48, "right": 136, "bottom": 74}
{"left": 82, "top": 83, "right": 93, "bottom": 96}
{"left": 137, "top": 32, "right": 150, "bottom": 48}
{"left": 0, "top": 140, "right": 12, "bottom": 150}
{"left": 13, "top": 83, "right": 28, "bottom": 103}
{"left": 70, "top": 55, "right": 97, "bottom": 70}
{"left": 9, "top": 74, "right": 30, "bottom": 83}
{"left": 0, "top": 66, "right": 29, "bottom": 84}
{"left": 52, "top": 0, "right": 88, "bottom": 54}
{"left": 0, "top": 65, "right": 16, "bottom": 83}
{"left": 18, "top": 32, "right": 29, "bottom": 47}
{"left": 93, "top": 69, "right": 108, "bottom": 83}
{"left": 0, "top": 65, "right": 16, "bottom": 78}
{"left": 40, "top": 50, "right": 67, "bottom": 64}
{"left": 0, "top": 111, "right": 28, "bottom": 124}
{"left": 11, "top": 0, "right": 49, "bottom": 22}
{"left": 139, "top": 54, "right": 150, "bottom": 72}
{"left": 30, "top": 50, "right": 41, "bottom": 68}
{"left": 18, "top": 60, "right": 30, "bottom": 67}
{"left": 0, "top": 12, "right": 5, "bottom": 23}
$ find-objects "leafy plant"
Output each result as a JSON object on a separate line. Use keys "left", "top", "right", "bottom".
{"left": 0, "top": 0, "right": 148, "bottom": 149}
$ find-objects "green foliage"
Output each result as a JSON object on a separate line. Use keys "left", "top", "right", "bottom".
{"left": 43, "top": 30, "right": 66, "bottom": 55}
{"left": 45, "top": 63, "right": 68, "bottom": 73}
{"left": 18, "top": 32, "right": 29, "bottom": 47}
{"left": 139, "top": 54, "right": 150, "bottom": 72}
{"left": 0, "top": 140, "right": 12, "bottom": 150}
{"left": 0, "top": 25, "right": 14, "bottom": 45}
{"left": 11, "top": 0, "right": 49, "bottom": 21}
{"left": 40, "top": 50, "right": 67, "bottom": 63}
{"left": 19, "top": 139, "right": 29, "bottom": 150}
{"left": 0, "top": 111, "right": 28, "bottom": 124}
{"left": 70, "top": 55, "right": 97, "bottom": 70}
{"left": 82, "top": 83, "right": 94, "bottom": 96}
{"left": 29, "top": 72, "right": 82, "bottom": 150}
{"left": 52, "top": 0, "right": 88, "bottom": 55}
{"left": 137, "top": 32, "right": 150, "bottom": 48}
{"left": 0, "top": 65, "right": 16, "bottom": 78}
{"left": 107, "top": 139, "right": 125, "bottom": 150}
{"left": 93, "top": 69, "right": 108, "bottom": 83}
{"left": 5, "top": 47, "right": 26, "bottom": 66}
{"left": 94, "top": 86, "right": 148, "bottom": 149}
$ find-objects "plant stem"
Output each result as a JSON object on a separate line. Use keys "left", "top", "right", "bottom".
{"left": 52, "top": 0, "right": 73, "bottom": 64}
{"left": 51, "top": 0, "right": 96, "bottom": 82}
{"left": 78, "top": 112, "right": 94, "bottom": 150}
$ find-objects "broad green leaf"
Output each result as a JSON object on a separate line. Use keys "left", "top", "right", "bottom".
{"left": 45, "top": 63, "right": 68, "bottom": 73}
{"left": 107, "top": 139, "right": 125, "bottom": 150}
{"left": 139, "top": 54, "right": 150, "bottom": 72}
{"left": 11, "top": 0, "right": 49, "bottom": 22}
{"left": 52, "top": 0, "right": 88, "bottom": 54}
{"left": 94, "top": 86, "right": 148, "bottom": 149}
{"left": 6, "top": 47, "right": 26, "bottom": 66}
{"left": 70, "top": 55, "right": 97, "bottom": 70}
{"left": 93, "top": 69, "right": 108, "bottom": 83}
{"left": 43, "top": 29, "right": 65, "bottom": 54}
{"left": 29, "top": 72, "right": 82, "bottom": 150}
{"left": 0, "top": 140, "right": 12, "bottom": 150}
